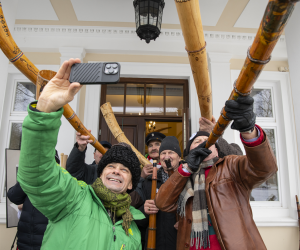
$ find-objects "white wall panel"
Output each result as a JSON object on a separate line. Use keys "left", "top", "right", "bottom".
{"left": 16, "top": 0, "right": 58, "bottom": 20}
{"left": 234, "top": 0, "right": 268, "bottom": 28}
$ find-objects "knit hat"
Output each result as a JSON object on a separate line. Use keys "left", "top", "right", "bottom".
{"left": 97, "top": 143, "right": 141, "bottom": 193}
{"left": 159, "top": 136, "right": 181, "bottom": 157}
{"left": 183, "top": 131, "right": 222, "bottom": 158}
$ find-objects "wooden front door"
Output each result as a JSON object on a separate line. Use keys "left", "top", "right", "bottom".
{"left": 100, "top": 116, "right": 145, "bottom": 154}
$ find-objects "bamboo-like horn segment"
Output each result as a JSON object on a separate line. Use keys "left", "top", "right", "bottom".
{"left": 206, "top": 0, "right": 299, "bottom": 148}
{"left": 175, "top": 0, "right": 212, "bottom": 120}
{"left": 0, "top": 2, "right": 106, "bottom": 155}
{"left": 100, "top": 102, "right": 151, "bottom": 166}
{"left": 147, "top": 160, "right": 157, "bottom": 250}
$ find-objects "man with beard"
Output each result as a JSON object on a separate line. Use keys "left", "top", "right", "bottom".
{"left": 136, "top": 136, "right": 181, "bottom": 250}
{"left": 17, "top": 58, "right": 145, "bottom": 250}
{"left": 155, "top": 95, "right": 277, "bottom": 250}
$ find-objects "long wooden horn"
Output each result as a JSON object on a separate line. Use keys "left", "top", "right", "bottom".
{"left": 175, "top": 0, "right": 212, "bottom": 120}
{"left": 206, "top": 0, "right": 299, "bottom": 148}
{"left": 0, "top": 2, "right": 107, "bottom": 154}
{"left": 100, "top": 102, "right": 151, "bottom": 166}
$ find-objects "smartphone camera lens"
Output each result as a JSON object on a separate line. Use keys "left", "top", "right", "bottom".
{"left": 106, "top": 64, "right": 111, "bottom": 69}
{"left": 108, "top": 68, "right": 114, "bottom": 74}
{"left": 112, "top": 64, "right": 118, "bottom": 69}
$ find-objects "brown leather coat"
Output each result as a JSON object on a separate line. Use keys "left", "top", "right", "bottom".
{"left": 155, "top": 133, "right": 277, "bottom": 250}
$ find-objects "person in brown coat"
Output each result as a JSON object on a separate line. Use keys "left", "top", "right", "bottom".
{"left": 155, "top": 95, "right": 278, "bottom": 250}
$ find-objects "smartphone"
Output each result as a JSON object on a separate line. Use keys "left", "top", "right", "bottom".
{"left": 69, "top": 62, "right": 120, "bottom": 85}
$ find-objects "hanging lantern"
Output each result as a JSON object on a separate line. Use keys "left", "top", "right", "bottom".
{"left": 133, "top": 0, "right": 165, "bottom": 43}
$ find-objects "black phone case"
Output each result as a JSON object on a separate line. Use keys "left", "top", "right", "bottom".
{"left": 69, "top": 63, "right": 120, "bottom": 85}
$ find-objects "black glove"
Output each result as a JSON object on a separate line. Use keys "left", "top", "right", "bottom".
{"left": 185, "top": 141, "right": 212, "bottom": 172}
{"left": 224, "top": 95, "right": 256, "bottom": 132}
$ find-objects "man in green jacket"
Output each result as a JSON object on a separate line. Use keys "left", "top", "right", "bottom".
{"left": 17, "top": 58, "right": 145, "bottom": 250}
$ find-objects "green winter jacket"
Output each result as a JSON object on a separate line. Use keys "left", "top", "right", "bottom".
{"left": 17, "top": 105, "right": 145, "bottom": 250}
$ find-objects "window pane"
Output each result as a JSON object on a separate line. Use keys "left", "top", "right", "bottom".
{"left": 13, "top": 82, "right": 36, "bottom": 112}
{"left": 166, "top": 85, "right": 183, "bottom": 116}
{"left": 106, "top": 84, "right": 125, "bottom": 114}
{"left": 9, "top": 123, "right": 22, "bottom": 150}
{"left": 251, "top": 128, "right": 279, "bottom": 201}
{"left": 146, "top": 84, "right": 164, "bottom": 115}
{"left": 125, "top": 84, "right": 144, "bottom": 115}
{"left": 250, "top": 89, "right": 273, "bottom": 117}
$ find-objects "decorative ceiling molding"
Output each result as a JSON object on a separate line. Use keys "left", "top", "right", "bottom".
{"left": 13, "top": 24, "right": 286, "bottom": 43}
{"left": 12, "top": 24, "right": 287, "bottom": 61}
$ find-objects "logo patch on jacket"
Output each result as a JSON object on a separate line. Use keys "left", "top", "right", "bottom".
{"left": 128, "top": 228, "right": 133, "bottom": 235}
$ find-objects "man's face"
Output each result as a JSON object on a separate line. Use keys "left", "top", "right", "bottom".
{"left": 94, "top": 147, "right": 110, "bottom": 165}
{"left": 147, "top": 140, "right": 161, "bottom": 160}
{"left": 160, "top": 150, "right": 181, "bottom": 172}
{"left": 100, "top": 162, "right": 132, "bottom": 194}
{"left": 190, "top": 136, "right": 218, "bottom": 161}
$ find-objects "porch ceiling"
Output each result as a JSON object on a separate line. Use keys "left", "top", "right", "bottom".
{"left": 14, "top": 0, "right": 269, "bottom": 33}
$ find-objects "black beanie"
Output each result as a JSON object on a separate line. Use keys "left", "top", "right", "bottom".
{"left": 159, "top": 136, "right": 181, "bottom": 157}
{"left": 97, "top": 144, "right": 141, "bottom": 193}
{"left": 183, "top": 131, "right": 221, "bottom": 158}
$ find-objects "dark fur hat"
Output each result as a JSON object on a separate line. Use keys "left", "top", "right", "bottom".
{"left": 97, "top": 143, "right": 141, "bottom": 193}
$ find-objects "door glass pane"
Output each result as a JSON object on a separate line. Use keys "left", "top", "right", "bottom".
{"left": 166, "top": 85, "right": 183, "bottom": 116}
{"left": 146, "top": 84, "right": 164, "bottom": 115}
{"left": 13, "top": 82, "right": 36, "bottom": 111}
{"left": 106, "top": 84, "right": 125, "bottom": 114}
{"left": 250, "top": 128, "right": 279, "bottom": 201}
{"left": 145, "top": 120, "right": 183, "bottom": 156}
{"left": 251, "top": 89, "right": 273, "bottom": 117}
{"left": 126, "top": 84, "right": 144, "bottom": 115}
{"left": 9, "top": 123, "right": 22, "bottom": 150}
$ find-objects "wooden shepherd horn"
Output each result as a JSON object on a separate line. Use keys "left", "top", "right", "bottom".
{"left": 206, "top": 0, "right": 299, "bottom": 148}
{"left": 100, "top": 102, "right": 151, "bottom": 166}
{"left": 175, "top": 0, "right": 212, "bottom": 121}
{"left": 0, "top": 2, "right": 107, "bottom": 154}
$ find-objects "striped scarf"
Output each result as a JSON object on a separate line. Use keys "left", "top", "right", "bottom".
{"left": 177, "top": 158, "right": 218, "bottom": 249}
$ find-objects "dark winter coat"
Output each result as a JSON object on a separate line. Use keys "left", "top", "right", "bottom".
{"left": 7, "top": 182, "right": 48, "bottom": 250}
{"left": 135, "top": 169, "right": 177, "bottom": 250}
{"left": 66, "top": 143, "right": 98, "bottom": 185}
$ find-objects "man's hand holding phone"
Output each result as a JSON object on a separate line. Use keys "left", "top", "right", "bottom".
{"left": 36, "top": 58, "right": 82, "bottom": 113}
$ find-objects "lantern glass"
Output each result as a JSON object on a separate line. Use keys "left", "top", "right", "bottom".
{"left": 133, "top": 0, "right": 165, "bottom": 43}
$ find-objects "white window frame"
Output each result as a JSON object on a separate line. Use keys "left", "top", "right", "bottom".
{"left": 0, "top": 65, "right": 59, "bottom": 223}
{"left": 232, "top": 70, "right": 299, "bottom": 227}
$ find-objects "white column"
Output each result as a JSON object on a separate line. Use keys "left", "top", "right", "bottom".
{"left": 84, "top": 84, "right": 101, "bottom": 164}
{"left": 0, "top": 0, "right": 18, "bottom": 132}
{"left": 285, "top": 4, "right": 300, "bottom": 165}
{"left": 208, "top": 52, "right": 235, "bottom": 143}
{"left": 56, "top": 47, "right": 86, "bottom": 157}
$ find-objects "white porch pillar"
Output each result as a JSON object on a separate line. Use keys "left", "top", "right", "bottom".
{"left": 285, "top": 4, "right": 300, "bottom": 165}
{"left": 208, "top": 52, "right": 234, "bottom": 143}
{"left": 83, "top": 84, "right": 101, "bottom": 164}
{"left": 0, "top": 0, "right": 18, "bottom": 131}
{"left": 56, "top": 47, "right": 86, "bottom": 157}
